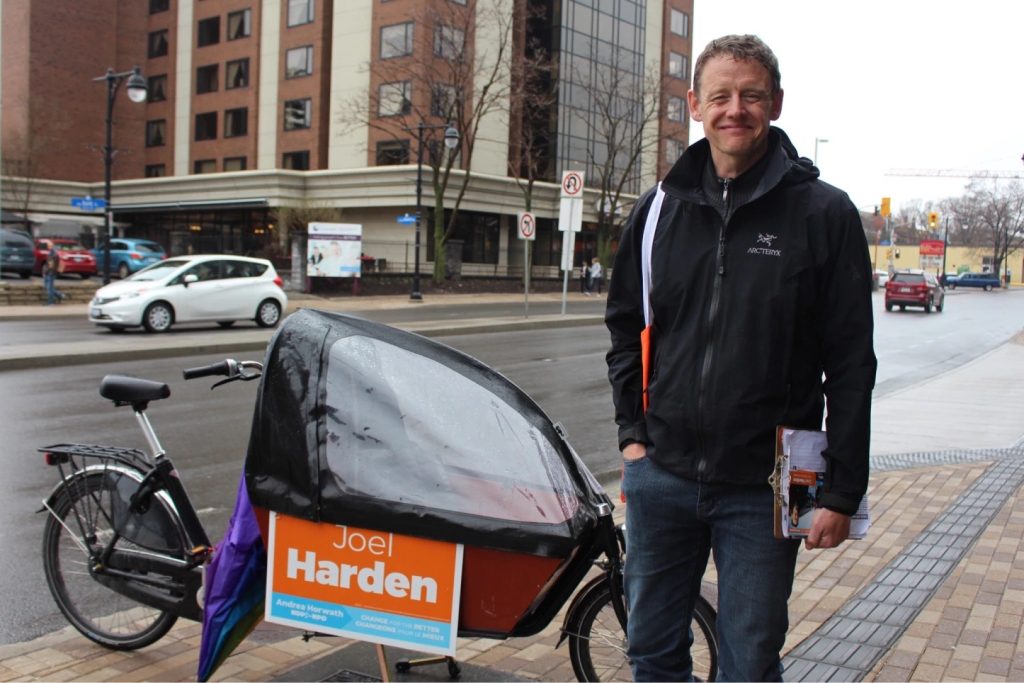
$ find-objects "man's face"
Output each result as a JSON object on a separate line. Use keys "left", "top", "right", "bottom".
{"left": 688, "top": 56, "right": 783, "bottom": 176}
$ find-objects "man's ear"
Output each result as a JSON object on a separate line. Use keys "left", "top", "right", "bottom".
{"left": 771, "top": 89, "right": 784, "bottom": 121}
{"left": 687, "top": 89, "right": 702, "bottom": 122}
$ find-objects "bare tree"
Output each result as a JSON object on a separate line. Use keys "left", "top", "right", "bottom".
{"left": 564, "top": 57, "right": 665, "bottom": 264}
{"left": 337, "top": 0, "right": 516, "bottom": 282}
{"left": 948, "top": 179, "right": 1024, "bottom": 278}
{"left": 1, "top": 130, "right": 40, "bottom": 234}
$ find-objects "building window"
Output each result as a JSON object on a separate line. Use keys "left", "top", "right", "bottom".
{"left": 380, "top": 22, "right": 413, "bottom": 59}
{"left": 194, "top": 159, "right": 217, "bottom": 174}
{"left": 145, "top": 164, "right": 166, "bottom": 177}
{"left": 148, "top": 30, "right": 169, "bottom": 58}
{"left": 287, "top": 0, "right": 314, "bottom": 27}
{"left": 226, "top": 58, "right": 249, "bottom": 88}
{"left": 665, "top": 138, "right": 686, "bottom": 161}
{"left": 223, "top": 156, "right": 247, "bottom": 172}
{"left": 667, "top": 96, "right": 685, "bottom": 123}
{"left": 668, "top": 51, "right": 688, "bottom": 80}
{"left": 376, "top": 141, "right": 410, "bottom": 166}
{"left": 146, "top": 120, "right": 166, "bottom": 147}
{"left": 431, "top": 84, "right": 460, "bottom": 118}
{"left": 283, "top": 98, "right": 312, "bottom": 130}
{"left": 197, "top": 16, "right": 220, "bottom": 47}
{"left": 285, "top": 46, "right": 313, "bottom": 78}
{"left": 282, "top": 151, "right": 310, "bottom": 170}
{"left": 224, "top": 107, "right": 248, "bottom": 137}
{"left": 434, "top": 24, "right": 465, "bottom": 60}
{"left": 377, "top": 81, "right": 411, "bottom": 117}
{"left": 148, "top": 74, "right": 167, "bottom": 102}
{"left": 149, "top": 0, "right": 169, "bottom": 14}
{"left": 195, "top": 112, "right": 218, "bottom": 141}
{"left": 196, "top": 64, "right": 219, "bottom": 94}
{"left": 227, "top": 9, "right": 251, "bottom": 40}
{"left": 670, "top": 9, "right": 689, "bottom": 38}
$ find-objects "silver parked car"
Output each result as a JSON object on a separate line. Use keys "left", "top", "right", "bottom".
{"left": 89, "top": 254, "right": 288, "bottom": 332}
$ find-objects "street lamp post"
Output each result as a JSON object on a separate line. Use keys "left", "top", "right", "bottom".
{"left": 94, "top": 66, "right": 147, "bottom": 284}
{"left": 813, "top": 137, "right": 829, "bottom": 166}
{"left": 410, "top": 122, "right": 459, "bottom": 302}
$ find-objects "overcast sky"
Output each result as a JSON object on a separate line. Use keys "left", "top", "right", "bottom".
{"left": 687, "top": 0, "right": 1024, "bottom": 214}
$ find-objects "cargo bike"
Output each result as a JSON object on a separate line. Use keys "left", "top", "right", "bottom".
{"left": 40, "top": 309, "right": 718, "bottom": 681}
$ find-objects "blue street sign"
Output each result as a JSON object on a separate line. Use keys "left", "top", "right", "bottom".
{"left": 396, "top": 213, "right": 417, "bottom": 225}
{"left": 71, "top": 196, "right": 106, "bottom": 211}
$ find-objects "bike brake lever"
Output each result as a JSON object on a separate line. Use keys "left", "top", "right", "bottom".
{"left": 210, "top": 376, "right": 239, "bottom": 390}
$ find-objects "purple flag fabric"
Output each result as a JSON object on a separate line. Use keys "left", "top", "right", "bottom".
{"left": 197, "top": 475, "right": 267, "bottom": 682}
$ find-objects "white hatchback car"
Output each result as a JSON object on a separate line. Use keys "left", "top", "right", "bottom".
{"left": 89, "top": 254, "right": 288, "bottom": 332}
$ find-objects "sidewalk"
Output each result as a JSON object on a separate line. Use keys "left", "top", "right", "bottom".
{"left": 3, "top": 302, "right": 1024, "bottom": 681}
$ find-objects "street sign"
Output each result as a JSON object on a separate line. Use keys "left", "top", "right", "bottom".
{"left": 397, "top": 213, "right": 417, "bottom": 225}
{"left": 71, "top": 196, "right": 106, "bottom": 211}
{"left": 560, "top": 171, "right": 584, "bottom": 198}
{"left": 558, "top": 197, "right": 583, "bottom": 232}
{"left": 517, "top": 212, "right": 536, "bottom": 241}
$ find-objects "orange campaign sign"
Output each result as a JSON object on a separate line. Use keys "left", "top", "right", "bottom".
{"left": 265, "top": 513, "right": 463, "bottom": 655}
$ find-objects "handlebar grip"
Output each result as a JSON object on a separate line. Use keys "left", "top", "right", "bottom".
{"left": 183, "top": 360, "right": 232, "bottom": 380}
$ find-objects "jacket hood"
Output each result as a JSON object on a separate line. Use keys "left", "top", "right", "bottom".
{"left": 662, "top": 126, "right": 819, "bottom": 205}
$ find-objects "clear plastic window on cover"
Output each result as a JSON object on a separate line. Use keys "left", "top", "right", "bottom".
{"left": 324, "top": 335, "right": 579, "bottom": 524}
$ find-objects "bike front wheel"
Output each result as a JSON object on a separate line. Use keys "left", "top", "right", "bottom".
{"left": 565, "top": 579, "right": 718, "bottom": 682}
{"left": 42, "top": 471, "right": 183, "bottom": 650}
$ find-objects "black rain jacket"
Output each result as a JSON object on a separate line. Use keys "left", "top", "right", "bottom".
{"left": 605, "top": 127, "right": 877, "bottom": 515}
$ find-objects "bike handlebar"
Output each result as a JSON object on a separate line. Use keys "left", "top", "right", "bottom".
{"left": 183, "top": 359, "right": 263, "bottom": 385}
{"left": 182, "top": 360, "right": 233, "bottom": 380}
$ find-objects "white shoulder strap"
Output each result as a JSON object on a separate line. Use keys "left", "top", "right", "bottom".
{"left": 641, "top": 184, "right": 665, "bottom": 327}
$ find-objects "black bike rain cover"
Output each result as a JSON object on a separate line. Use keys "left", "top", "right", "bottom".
{"left": 244, "top": 309, "right": 608, "bottom": 559}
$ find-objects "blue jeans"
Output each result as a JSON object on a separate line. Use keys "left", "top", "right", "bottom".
{"left": 622, "top": 456, "right": 800, "bottom": 681}
{"left": 44, "top": 272, "right": 61, "bottom": 305}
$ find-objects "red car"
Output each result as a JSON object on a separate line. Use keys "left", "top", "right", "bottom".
{"left": 884, "top": 269, "right": 945, "bottom": 313}
{"left": 34, "top": 238, "right": 97, "bottom": 278}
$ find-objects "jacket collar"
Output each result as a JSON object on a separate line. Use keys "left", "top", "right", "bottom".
{"left": 661, "top": 127, "right": 818, "bottom": 207}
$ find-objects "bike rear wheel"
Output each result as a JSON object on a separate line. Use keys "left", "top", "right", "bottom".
{"left": 565, "top": 579, "right": 718, "bottom": 682}
{"left": 42, "top": 471, "right": 183, "bottom": 650}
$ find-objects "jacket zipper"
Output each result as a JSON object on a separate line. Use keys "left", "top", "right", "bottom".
{"left": 695, "top": 178, "right": 731, "bottom": 478}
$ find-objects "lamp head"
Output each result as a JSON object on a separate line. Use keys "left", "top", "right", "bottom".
{"left": 126, "top": 66, "right": 148, "bottom": 103}
{"left": 443, "top": 125, "right": 459, "bottom": 150}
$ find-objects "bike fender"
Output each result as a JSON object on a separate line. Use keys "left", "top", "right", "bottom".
{"left": 38, "top": 464, "right": 183, "bottom": 529}
{"left": 555, "top": 572, "right": 611, "bottom": 649}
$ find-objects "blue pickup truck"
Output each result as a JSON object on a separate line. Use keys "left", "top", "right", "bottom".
{"left": 945, "top": 272, "right": 1001, "bottom": 291}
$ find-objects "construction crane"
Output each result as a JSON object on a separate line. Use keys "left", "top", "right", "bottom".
{"left": 886, "top": 168, "right": 1024, "bottom": 180}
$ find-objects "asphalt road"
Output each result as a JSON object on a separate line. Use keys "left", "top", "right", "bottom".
{"left": 0, "top": 298, "right": 608, "bottom": 346}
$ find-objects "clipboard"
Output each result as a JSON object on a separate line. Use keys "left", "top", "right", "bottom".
{"left": 770, "top": 426, "right": 870, "bottom": 540}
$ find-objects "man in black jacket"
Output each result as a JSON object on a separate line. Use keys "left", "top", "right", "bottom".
{"left": 605, "top": 35, "right": 876, "bottom": 681}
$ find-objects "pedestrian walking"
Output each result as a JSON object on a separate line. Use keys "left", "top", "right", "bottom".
{"left": 588, "top": 257, "right": 603, "bottom": 295}
{"left": 580, "top": 258, "right": 591, "bottom": 294}
{"left": 42, "top": 250, "right": 64, "bottom": 305}
{"left": 604, "top": 34, "right": 876, "bottom": 681}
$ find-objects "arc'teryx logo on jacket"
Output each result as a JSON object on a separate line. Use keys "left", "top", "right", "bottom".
{"left": 748, "top": 232, "right": 781, "bottom": 256}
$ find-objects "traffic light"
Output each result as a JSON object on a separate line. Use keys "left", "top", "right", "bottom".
{"left": 928, "top": 211, "right": 939, "bottom": 229}
{"left": 880, "top": 197, "right": 891, "bottom": 217}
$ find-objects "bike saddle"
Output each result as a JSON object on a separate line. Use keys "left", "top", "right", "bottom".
{"left": 100, "top": 375, "right": 171, "bottom": 406}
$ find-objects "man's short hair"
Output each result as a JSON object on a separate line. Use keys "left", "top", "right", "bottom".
{"left": 693, "top": 34, "right": 781, "bottom": 97}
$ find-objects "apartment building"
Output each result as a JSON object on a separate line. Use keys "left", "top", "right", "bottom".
{"left": 1, "top": 0, "right": 693, "bottom": 277}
